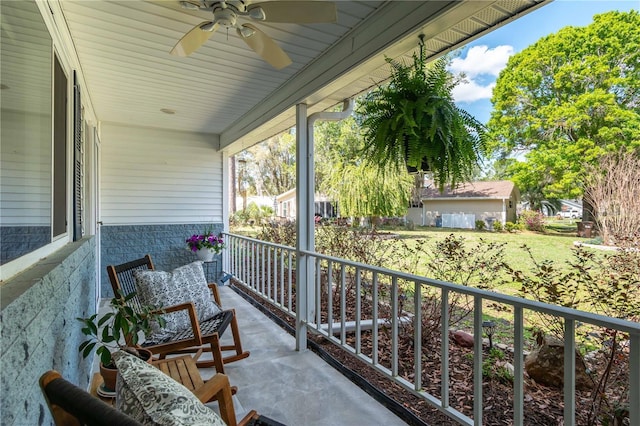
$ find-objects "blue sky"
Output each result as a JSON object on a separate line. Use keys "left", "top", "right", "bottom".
{"left": 450, "top": 0, "right": 639, "bottom": 123}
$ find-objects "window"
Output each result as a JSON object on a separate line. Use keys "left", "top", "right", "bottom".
{"left": 53, "top": 55, "right": 68, "bottom": 238}
{"left": 0, "top": 1, "right": 53, "bottom": 264}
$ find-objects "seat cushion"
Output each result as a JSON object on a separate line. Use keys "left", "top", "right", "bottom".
{"left": 113, "top": 351, "right": 226, "bottom": 426}
{"left": 133, "top": 261, "right": 221, "bottom": 343}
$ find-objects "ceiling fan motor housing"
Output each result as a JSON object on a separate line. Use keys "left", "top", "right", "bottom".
{"left": 212, "top": 8, "right": 237, "bottom": 27}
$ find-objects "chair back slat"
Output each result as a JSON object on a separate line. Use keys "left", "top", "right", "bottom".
{"left": 106, "top": 254, "right": 154, "bottom": 312}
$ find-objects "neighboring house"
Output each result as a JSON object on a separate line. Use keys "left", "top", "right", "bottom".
{"left": 276, "top": 189, "right": 336, "bottom": 220}
{"left": 421, "top": 181, "right": 520, "bottom": 229}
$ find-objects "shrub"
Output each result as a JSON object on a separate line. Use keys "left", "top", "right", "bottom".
{"left": 504, "top": 221, "right": 520, "bottom": 232}
{"left": 492, "top": 221, "right": 503, "bottom": 232}
{"left": 475, "top": 220, "right": 486, "bottom": 231}
{"left": 518, "top": 210, "right": 546, "bottom": 232}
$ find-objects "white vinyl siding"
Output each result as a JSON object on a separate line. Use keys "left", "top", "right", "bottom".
{"left": 101, "top": 123, "right": 222, "bottom": 224}
{"left": 0, "top": 110, "right": 51, "bottom": 226}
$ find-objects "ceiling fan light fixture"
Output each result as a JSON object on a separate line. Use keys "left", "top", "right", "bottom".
{"left": 248, "top": 7, "right": 266, "bottom": 21}
{"left": 238, "top": 26, "right": 255, "bottom": 38}
{"left": 200, "top": 21, "right": 216, "bottom": 31}
{"left": 179, "top": 1, "right": 200, "bottom": 11}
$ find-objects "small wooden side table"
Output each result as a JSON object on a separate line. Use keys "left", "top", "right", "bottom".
{"left": 90, "top": 355, "right": 202, "bottom": 402}
{"left": 152, "top": 355, "right": 204, "bottom": 392}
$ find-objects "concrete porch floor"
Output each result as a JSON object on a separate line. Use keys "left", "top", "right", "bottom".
{"left": 200, "top": 285, "right": 408, "bottom": 425}
{"left": 96, "top": 284, "right": 408, "bottom": 425}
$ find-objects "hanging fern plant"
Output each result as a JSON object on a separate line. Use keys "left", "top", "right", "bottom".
{"left": 356, "top": 37, "right": 486, "bottom": 191}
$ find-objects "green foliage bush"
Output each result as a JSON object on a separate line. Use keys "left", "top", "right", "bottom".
{"left": 233, "top": 202, "right": 274, "bottom": 226}
{"left": 492, "top": 221, "right": 503, "bottom": 232}
{"left": 475, "top": 220, "right": 486, "bottom": 231}
{"left": 518, "top": 210, "right": 546, "bottom": 232}
{"left": 504, "top": 221, "right": 520, "bottom": 232}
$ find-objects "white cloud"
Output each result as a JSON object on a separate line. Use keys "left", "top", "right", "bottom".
{"left": 452, "top": 80, "right": 496, "bottom": 103}
{"left": 448, "top": 45, "right": 514, "bottom": 103}
{"left": 449, "top": 45, "right": 514, "bottom": 78}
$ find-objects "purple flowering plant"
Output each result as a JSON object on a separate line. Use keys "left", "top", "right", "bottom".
{"left": 186, "top": 231, "right": 225, "bottom": 254}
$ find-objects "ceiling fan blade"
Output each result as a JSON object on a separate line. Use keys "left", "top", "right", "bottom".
{"left": 170, "top": 22, "right": 218, "bottom": 57}
{"left": 249, "top": 1, "right": 337, "bottom": 24}
{"left": 238, "top": 23, "right": 292, "bottom": 70}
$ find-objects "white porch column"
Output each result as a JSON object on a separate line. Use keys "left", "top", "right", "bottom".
{"left": 295, "top": 102, "right": 313, "bottom": 351}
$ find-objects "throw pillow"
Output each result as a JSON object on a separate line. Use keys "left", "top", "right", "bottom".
{"left": 133, "top": 261, "right": 221, "bottom": 343}
{"left": 113, "top": 351, "right": 226, "bottom": 426}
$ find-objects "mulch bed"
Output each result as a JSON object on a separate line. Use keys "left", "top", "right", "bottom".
{"left": 229, "top": 282, "right": 627, "bottom": 426}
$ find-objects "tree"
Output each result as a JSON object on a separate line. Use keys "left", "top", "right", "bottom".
{"left": 583, "top": 150, "right": 640, "bottom": 245}
{"left": 488, "top": 11, "right": 640, "bottom": 207}
{"left": 315, "top": 116, "right": 414, "bottom": 224}
{"left": 246, "top": 132, "right": 296, "bottom": 197}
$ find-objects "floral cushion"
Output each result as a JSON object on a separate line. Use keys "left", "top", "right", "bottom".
{"left": 113, "top": 351, "right": 226, "bottom": 426}
{"left": 133, "top": 261, "right": 221, "bottom": 343}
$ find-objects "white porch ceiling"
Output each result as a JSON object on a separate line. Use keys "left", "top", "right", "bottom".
{"left": 56, "top": 0, "right": 550, "bottom": 155}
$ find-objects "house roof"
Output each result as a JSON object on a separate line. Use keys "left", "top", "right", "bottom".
{"left": 421, "top": 180, "right": 516, "bottom": 200}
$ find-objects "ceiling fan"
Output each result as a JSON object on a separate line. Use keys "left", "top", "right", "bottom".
{"left": 171, "top": 1, "right": 337, "bottom": 69}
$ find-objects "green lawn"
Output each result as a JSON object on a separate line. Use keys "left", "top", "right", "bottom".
{"left": 390, "top": 225, "right": 580, "bottom": 278}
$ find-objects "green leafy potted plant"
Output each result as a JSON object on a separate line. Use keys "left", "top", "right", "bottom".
{"left": 356, "top": 36, "right": 486, "bottom": 191}
{"left": 77, "top": 291, "right": 165, "bottom": 391}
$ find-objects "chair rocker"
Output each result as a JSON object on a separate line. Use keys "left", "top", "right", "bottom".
{"left": 106, "top": 254, "right": 249, "bottom": 373}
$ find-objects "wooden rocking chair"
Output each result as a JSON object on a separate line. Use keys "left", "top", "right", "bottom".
{"left": 106, "top": 254, "right": 249, "bottom": 373}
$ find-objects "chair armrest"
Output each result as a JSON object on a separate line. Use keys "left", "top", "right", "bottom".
{"left": 152, "top": 302, "right": 202, "bottom": 342}
{"left": 238, "top": 410, "right": 260, "bottom": 426}
{"left": 209, "top": 283, "right": 222, "bottom": 306}
{"left": 194, "top": 373, "right": 237, "bottom": 426}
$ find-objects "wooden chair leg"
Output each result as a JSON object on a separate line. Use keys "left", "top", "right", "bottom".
{"left": 220, "top": 309, "right": 250, "bottom": 363}
{"left": 195, "top": 334, "right": 226, "bottom": 374}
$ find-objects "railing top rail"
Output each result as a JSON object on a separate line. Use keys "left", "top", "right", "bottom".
{"left": 225, "top": 232, "right": 640, "bottom": 334}
{"left": 223, "top": 232, "right": 296, "bottom": 252}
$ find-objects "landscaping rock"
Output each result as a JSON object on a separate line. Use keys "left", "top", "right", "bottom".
{"left": 524, "top": 336, "right": 593, "bottom": 390}
{"left": 451, "top": 330, "right": 474, "bottom": 347}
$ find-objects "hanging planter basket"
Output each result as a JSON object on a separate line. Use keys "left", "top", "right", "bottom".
{"left": 357, "top": 35, "right": 486, "bottom": 191}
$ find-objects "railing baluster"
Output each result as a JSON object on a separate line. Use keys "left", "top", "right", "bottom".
{"left": 340, "top": 263, "right": 346, "bottom": 345}
{"left": 564, "top": 319, "right": 576, "bottom": 425}
{"left": 630, "top": 333, "right": 640, "bottom": 426}
{"left": 473, "top": 297, "right": 483, "bottom": 426}
{"left": 392, "top": 275, "right": 398, "bottom": 377}
{"left": 372, "top": 271, "right": 379, "bottom": 366}
{"left": 514, "top": 307, "right": 524, "bottom": 425}
{"left": 355, "top": 267, "right": 362, "bottom": 355}
{"left": 273, "top": 247, "right": 279, "bottom": 305}
{"left": 316, "top": 257, "right": 322, "bottom": 327}
{"left": 288, "top": 250, "right": 293, "bottom": 312}
{"left": 441, "top": 288, "right": 449, "bottom": 409}
{"left": 414, "top": 279, "right": 422, "bottom": 392}
{"left": 262, "top": 246, "right": 278, "bottom": 303}
{"left": 327, "top": 261, "right": 333, "bottom": 337}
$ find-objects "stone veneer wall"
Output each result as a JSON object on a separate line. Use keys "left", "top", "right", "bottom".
{"left": 0, "top": 237, "right": 96, "bottom": 426}
{"left": 0, "top": 226, "right": 51, "bottom": 264}
{"left": 100, "top": 223, "right": 223, "bottom": 297}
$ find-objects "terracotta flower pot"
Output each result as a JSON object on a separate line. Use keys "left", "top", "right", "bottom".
{"left": 100, "top": 348, "right": 153, "bottom": 391}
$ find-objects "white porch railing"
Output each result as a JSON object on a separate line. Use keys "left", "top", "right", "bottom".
{"left": 223, "top": 232, "right": 640, "bottom": 426}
